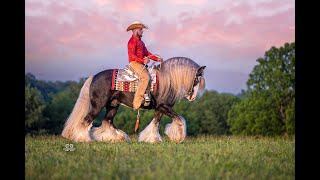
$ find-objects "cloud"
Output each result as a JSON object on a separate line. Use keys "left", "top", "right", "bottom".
{"left": 110, "top": 0, "right": 157, "bottom": 12}
{"left": 148, "top": 0, "right": 294, "bottom": 63}
{"left": 26, "top": 0, "right": 294, "bottom": 93}
{"left": 247, "top": 0, "right": 294, "bottom": 17}
{"left": 26, "top": 0, "right": 294, "bottom": 62}
{"left": 94, "top": 0, "right": 111, "bottom": 6}
{"left": 25, "top": 0, "right": 127, "bottom": 61}
{"left": 173, "top": 0, "right": 208, "bottom": 6}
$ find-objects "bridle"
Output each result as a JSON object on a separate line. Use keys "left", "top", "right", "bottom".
{"left": 187, "top": 75, "right": 201, "bottom": 99}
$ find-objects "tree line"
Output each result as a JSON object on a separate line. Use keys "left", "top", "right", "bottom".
{"left": 25, "top": 42, "right": 295, "bottom": 136}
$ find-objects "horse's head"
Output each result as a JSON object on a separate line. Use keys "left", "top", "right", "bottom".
{"left": 185, "top": 66, "right": 206, "bottom": 102}
{"left": 157, "top": 57, "right": 206, "bottom": 103}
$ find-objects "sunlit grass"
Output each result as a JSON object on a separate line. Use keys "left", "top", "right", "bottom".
{"left": 25, "top": 135, "right": 294, "bottom": 179}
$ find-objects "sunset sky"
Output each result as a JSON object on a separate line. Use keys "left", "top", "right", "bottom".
{"left": 25, "top": 0, "right": 295, "bottom": 94}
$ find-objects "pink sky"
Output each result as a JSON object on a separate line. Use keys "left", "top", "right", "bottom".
{"left": 25, "top": 0, "right": 295, "bottom": 94}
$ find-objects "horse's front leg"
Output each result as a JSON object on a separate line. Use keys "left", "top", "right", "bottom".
{"left": 138, "top": 111, "right": 163, "bottom": 143}
{"left": 157, "top": 104, "right": 187, "bottom": 143}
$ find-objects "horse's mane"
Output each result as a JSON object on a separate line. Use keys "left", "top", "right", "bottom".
{"left": 157, "top": 57, "right": 204, "bottom": 102}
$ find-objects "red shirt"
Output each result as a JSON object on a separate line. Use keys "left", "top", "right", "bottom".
{"left": 127, "top": 35, "right": 158, "bottom": 64}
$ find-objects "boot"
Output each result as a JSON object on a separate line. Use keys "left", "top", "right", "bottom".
{"left": 133, "top": 97, "right": 143, "bottom": 111}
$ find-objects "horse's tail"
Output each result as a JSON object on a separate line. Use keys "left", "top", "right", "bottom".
{"left": 61, "top": 76, "right": 94, "bottom": 142}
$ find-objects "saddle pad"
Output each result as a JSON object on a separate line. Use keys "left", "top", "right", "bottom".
{"left": 111, "top": 69, "right": 158, "bottom": 92}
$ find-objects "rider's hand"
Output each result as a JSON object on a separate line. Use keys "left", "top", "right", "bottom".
{"left": 157, "top": 57, "right": 163, "bottom": 62}
{"left": 144, "top": 57, "right": 150, "bottom": 64}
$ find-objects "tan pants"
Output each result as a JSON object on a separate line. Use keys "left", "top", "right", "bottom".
{"left": 130, "top": 61, "right": 150, "bottom": 109}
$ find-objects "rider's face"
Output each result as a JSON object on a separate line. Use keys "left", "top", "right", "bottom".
{"left": 137, "top": 28, "right": 143, "bottom": 37}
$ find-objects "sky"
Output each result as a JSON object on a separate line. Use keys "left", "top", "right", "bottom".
{"left": 25, "top": 0, "right": 295, "bottom": 94}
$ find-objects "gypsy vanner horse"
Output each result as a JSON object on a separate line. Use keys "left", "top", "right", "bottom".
{"left": 61, "top": 57, "right": 206, "bottom": 143}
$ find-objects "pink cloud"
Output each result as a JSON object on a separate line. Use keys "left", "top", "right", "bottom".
{"left": 148, "top": 1, "right": 294, "bottom": 62}
{"left": 25, "top": 1, "right": 42, "bottom": 12}
{"left": 25, "top": 1, "right": 126, "bottom": 61}
{"left": 26, "top": 0, "right": 294, "bottom": 66}
{"left": 94, "top": 0, "right": 110, "bottom": 6}
{"left": 173, "top": 0, "right": 208, "bottom": 6}
{"left": 111, "top": 0, "right": 157, "bottom": 12}
{"left": 249, "top": 0, "right": 294, "bottom": 17}
{"left": 25, "top": 0, "right": 162, "bottom": 61}
{"left": 26, "top": 0, "right": 295, "bottom": 93}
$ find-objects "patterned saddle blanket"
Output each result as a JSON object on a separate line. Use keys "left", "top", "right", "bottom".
{"left": 111, "top": 64, "right": 158, "bottom": 92}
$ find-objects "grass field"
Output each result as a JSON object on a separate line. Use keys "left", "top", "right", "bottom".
{"left": 25, "top": 135, "right": 294, "bottom": 179}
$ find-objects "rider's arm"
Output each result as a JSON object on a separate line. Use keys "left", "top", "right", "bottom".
{"left": 145, "top": 47, "right": 160, "bottom": 62}
{"left": 128, "top": 40, "right": 145, "bottom": 64}
{"left": 147, "top": 51, "right": 159, "bottom": 61}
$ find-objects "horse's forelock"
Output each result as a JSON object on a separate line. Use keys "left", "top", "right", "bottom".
{"left": 157, "top": 57, "right": 200, "bottom": 102}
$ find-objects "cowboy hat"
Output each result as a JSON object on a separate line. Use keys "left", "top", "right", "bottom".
{"left": 126, "top": 21, "right": 148, "bottom": 32}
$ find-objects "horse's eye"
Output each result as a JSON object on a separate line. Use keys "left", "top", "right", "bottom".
{"left": 194, "top": 78, "right": 199, "bottom": 84}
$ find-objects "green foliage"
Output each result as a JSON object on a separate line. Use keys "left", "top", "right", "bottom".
{"left": 228, "top": 42, "right": 295, "bottom": 135}
{"left": 26, "top": 135, "right": 295, "bottom": 179}
{"left": 42, "top": 80, "right": 85, "bottom": 134}
{"left": 228, "top": 95, "right": 284, "bottom": 135}
{"left": 169, "top": 91, "right": 239, "bottom": 135}
{"left": 180, "top": 91, "right": 240, "bottom": 135}
{"left": 25, "top": 72, "right": 78, "bottom": 103}
{"left": 285, "top": 98, "right": 295, "bottom": 135}
{"left": 113, "top": 106, "right": 139, "bottom": 134}
{"left": 25, "top": 84, "right": 46, "bottom": 134}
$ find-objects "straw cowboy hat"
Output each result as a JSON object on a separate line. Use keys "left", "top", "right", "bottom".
{"left": 126, "top": 21, "right": 148, "bottom": 31}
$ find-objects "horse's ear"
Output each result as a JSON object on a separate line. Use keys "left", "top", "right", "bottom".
{"left": 154, "top": 64, "right": 160, "bottom": 70}
{"left": 196, "top": 66, "right": 206, "bottom": 76}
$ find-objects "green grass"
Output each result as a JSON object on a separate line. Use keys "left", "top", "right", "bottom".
{"left": 25, "top": 135, "right": 294, "bottom": 180}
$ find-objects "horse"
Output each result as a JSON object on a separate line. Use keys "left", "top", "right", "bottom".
{"left": 61, "top": 57, "right": 206, "bottom": 143}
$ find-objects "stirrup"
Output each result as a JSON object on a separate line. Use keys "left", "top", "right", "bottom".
{"left": 143, "top": 94, "right": 150, "bottom": 106}
{"left": 144, "top": 94, "right": 150, "bottom": 102}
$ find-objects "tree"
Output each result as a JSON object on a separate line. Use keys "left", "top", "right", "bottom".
{"left": 228, "top": 42, "right": 295, "bottom": 135}
{"left": 25, "top": 73, "right": 78, "bottom": 103}
{"left": 42, "top": 79, "right": 86, "bottom": 134}
{"left": 188, "top": 91, "right": 240, "bottom": 135}
{"left": 25, "top": 84, "right": 46, "bottom": 134}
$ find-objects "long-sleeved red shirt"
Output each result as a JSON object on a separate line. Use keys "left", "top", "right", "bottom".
{"left": 127, "top": 35, "right": 158, "bottom": 64}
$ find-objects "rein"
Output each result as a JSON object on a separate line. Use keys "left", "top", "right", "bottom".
{"left": 187, "top": 74, "right": 204, "bottom": 99}
{"left": 187, "top": 74, "right": 198, "bottom": 97}
{"left": 137, "top": 54, "right": 162, "bottom": 82}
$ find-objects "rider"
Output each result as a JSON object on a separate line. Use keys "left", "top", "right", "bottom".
{"left": 126, "top": 21, "right": 163, "bottom": 110}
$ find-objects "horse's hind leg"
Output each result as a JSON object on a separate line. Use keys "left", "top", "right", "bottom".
{"left": 138, "top": 111, "right": 163, "bottom": 143}
{"left": 61, "top": 76, "right": 98, "bottom": 142}
{"left": 90, "top": 104, "right": 130, "bottom": 142}
{"left": 68, "top": 103, "right": 104, "bottom": 142}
